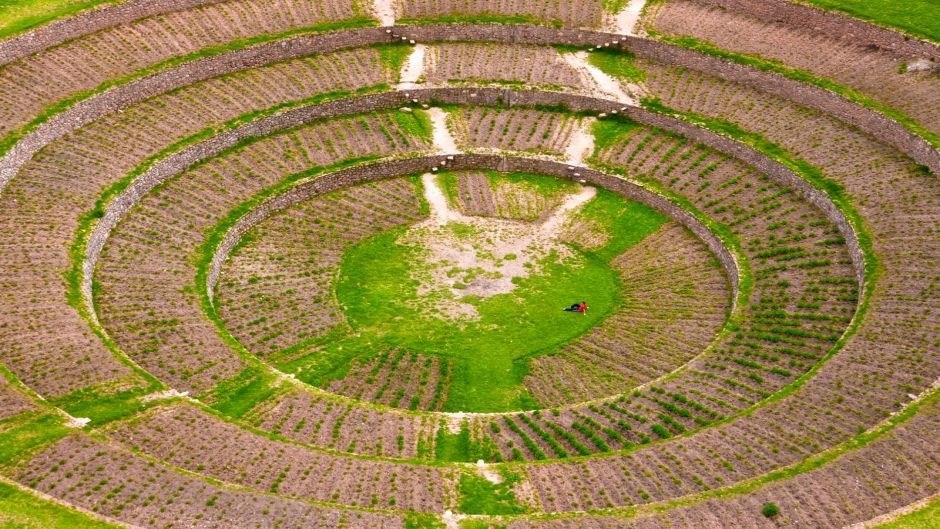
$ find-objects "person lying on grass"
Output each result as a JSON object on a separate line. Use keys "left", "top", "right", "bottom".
{"left": 563, "top": 301, "right": 588, "bottom": 315}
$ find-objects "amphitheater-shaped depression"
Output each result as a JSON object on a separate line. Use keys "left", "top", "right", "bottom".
{"left": 0, "top": 1, "right": 937, "bottom": 528}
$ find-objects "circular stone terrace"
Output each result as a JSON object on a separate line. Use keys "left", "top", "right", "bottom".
{"left": 0, "top": 1, "right": 937, "bottom": 528}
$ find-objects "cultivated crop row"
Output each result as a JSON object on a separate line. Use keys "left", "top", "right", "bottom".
{"left": 650, "top": 0, "right": 940, "bottom": 137}
{"left": 485, "top": 65, "right": 939, "bottom": 512}
{"left": 217, "top": 178, "right": 425, "bottom": 358}
{"left": 475, "top": 113, "right": 857, "bottom": 467}
{"left": 0, "top": 0, "right": 363, "bottom": 136}
{"left": 449, "top": 107, "right": 585, "bottom": 158}
{"left": 526, "top": 222, "right": 730, "bottom": 406}
{"left": 508, "top": 395, "right": 940, "bottom": 527}
{"left": 0, "top": 47, "right": 391, "bottom": 399}
{"left": 95, "top": 113, "right": 431, "bottom": 393}
{"left": 0, "top": 377, "right": 37, "bottom": 421}
{"left": 326, "top": 349, "right": 451, "bottom": 411}
{"left": 423, "top": 44, "right": 586, "bottom": 89}
{"left": 14, "top": 433, "right": 408, "bottom": 528}
{"left": 397, "top": 0, "right": 605, "bottom": 28}
{"left": 443, "top": 170, "right": 580, "bottom": 221}
{"left": 106, "top": 402, "right": 456, "bottom": 512}
{"left": 242, "top": 386, "right": 442, "bottom": 459}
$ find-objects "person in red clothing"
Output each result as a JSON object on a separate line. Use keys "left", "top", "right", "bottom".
{"left": 564, "top": 301, "right": 588, "bottom": 314}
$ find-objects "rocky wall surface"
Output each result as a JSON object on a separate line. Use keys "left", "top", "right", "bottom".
{"left": 688, "top": 0, "right": 940, "bottom": 60}
{"left": 0, "top": 0, "right": 225, "bottom": 65}
{"left": 83, "top": 87, "right": 865, "bottom": 315}
{"left": 5, "top": 24, "right": 937, "bottom": 197}
{"left": 205, "top": 154, "right": 742, "bottom": 306}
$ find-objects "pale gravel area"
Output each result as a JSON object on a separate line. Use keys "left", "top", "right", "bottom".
{"left": 428, "top": 107, "right": 460, "bottom": 154}
{"left": 564, "top": 117, "right": 597, "bottom": 165}
{"left": 476, "top": 460, "right": 504, "bottom": 484}
{"left": 372, "top": 0, "right": 396, "bottom": 26}
{"left": 562, "top": 51, "right": 641, "bottom": 105}
{"left": 64, "top": 415, "right": 91, "bottom": 428}
{"left": 141, "top": 389, "right": 189, "bottom": 402}
{"left": 397, "top": 43, "right": 426, "bottom": 90}
{"left": 608, "top": 0, "right": 648, "bottom": 35}
{"left": 405, "top": 174, "right": 595, "bottom": 320}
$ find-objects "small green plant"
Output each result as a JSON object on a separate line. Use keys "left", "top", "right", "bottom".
{"left": 762, "top": 502, "right": 781, "bottom": 518}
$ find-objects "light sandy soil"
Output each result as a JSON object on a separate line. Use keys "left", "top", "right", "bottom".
{"left": 141, "top": 389, "right": 189, "bottom": 402}
{"left": 373, "top": 0, "right": 396, "bottom": 26}
{"left": 564, "top": 117, "right": 596, "bottom": 165}
{"left": 476, "top": 460, "right": 504, "bottom": 484}
{"left": 442, "top": 510, "right": 465, "bottom": 529}
{"left": 64, "top": 415, "right": 90, "bottom": 428}
{"left": 609, "top": 0, "right": 647, "bottom": 35}
{"left": 562, "top": 51, "right": 640, "bottom": 105}
{"left": 428, "top": 107, "right": 460, "bottom": 154}
{"left": 397, "top": 44, "right": 426, "bottom": 89}
{"left": 402, "top": 174, "right": 595, "bottom": 320}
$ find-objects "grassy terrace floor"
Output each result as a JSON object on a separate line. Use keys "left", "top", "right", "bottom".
{"left": 284, "top": 173, "right": 668, "bottom": 412}
{"left": 802, "top": 0, "right": 940, "bottom": 44}
{"left": 0, "top": 0, "right": 119, "bottom": 40}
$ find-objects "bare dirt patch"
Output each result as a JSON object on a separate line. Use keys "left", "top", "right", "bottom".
{"left": 401, "top": 174, "right": 595, "bottom": 320}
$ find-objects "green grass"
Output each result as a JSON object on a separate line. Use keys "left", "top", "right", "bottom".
{"left": 392, "top": 109, "right": 434, "bottom": 142}
{"left": 0, "top": 479, "right": 122, "bottom": 529}
{"left": 434, "top": 423, "right": 501, "bottom": 462}
{"left": 602, "top": 0, "right": 631, "bottom": 14}
{"left": 53, "top": 387, "right": 150, "bottom": 427}
{"left": 587, "top": 49, "right": 647, "bottom": 83}
{"left": 872, "top": 497, "right": 940, "bottom": 528}
{"left": 0, "top": 414, "right": 70, "bottom": 466}
{"left": 378, "top": 43, "right": 415, "bottom": 80}
{"left": 802, "top": 0, "right": 940, "bottom": 44}
{"left": 458, "top": 471, "right": 528, "bottom": 515}
{"left": 573, "top": 187, "right": 668, "bottom": 261}
{"left": 312, "top": 178, "right": 665, "bottom": 412}
{"left": 0, "top": 0, "right": 120, "bottom": 40}
{"left": 210, "top": 366, "right": 280, "bottom": 419}
{"left": 591, "top": 118, "right": 640, "bottom": 154}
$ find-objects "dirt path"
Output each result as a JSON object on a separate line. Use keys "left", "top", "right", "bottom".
{"left": 610, "top": 0, "right": 647, "bottom": 35}
{"left": 409, "top": 175, "right": 596, "bottom": 318}
{"left": 540, "top": 186, "right": 596, "bottom": 235}
{"left": 373, "top": 0, "right": 395, "bottom": 26}
{"left": 562, "top": 51, "right": 640, "bottom": 105}
{"left": 428, "top": 107, "right": 460, "bottom": 154}
{"left": 422, "top": 172, "right": 465, "bottom": 226}
{"left": 564, "top": 117, "right": 596, "bottom": 165}
{"left": 397, "top": 44, "right": 425, "bottom": 89}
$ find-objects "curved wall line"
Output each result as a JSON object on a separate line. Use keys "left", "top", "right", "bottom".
{"left": 686, "top": 0, "right": 940, "bottom": 59}
{"left": 203, "top": 154, "right": 741, "bottom": 307}
{"left": 82, "top": 88, "right": 864, "bottom": 332}
{"left": 0, "top": 0, "right": 226, "bottom": 65}
{"left": 3, "top": 24, "right": 937, "bottom": 196}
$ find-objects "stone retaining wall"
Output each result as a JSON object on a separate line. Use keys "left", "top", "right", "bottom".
{"left": 83, "top": 87, "right": 865, "bottom": 316}
{"left": 396, "top": 23, "right": 940, "bottom": 175}
{"left": 5, "top": 24, "right": 938, "bottom": 196}
{"left": 687, "top": 0, "right": 940, "bottom": 60}
{"left": 205, "top": 154, "right": 741, "bottom": 306}
{"left": 0, "top": 27, "right": 391, "bottom": 191}
{"left": 0, "top": 0, "right": 224, "bottom": 65}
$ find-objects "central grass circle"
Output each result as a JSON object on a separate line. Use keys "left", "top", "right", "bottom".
{"left": 306, "top": 176, "right": 671, "bottom": 413}
{"left": 335, "top": 226, "right": 622, "bottom": 411}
